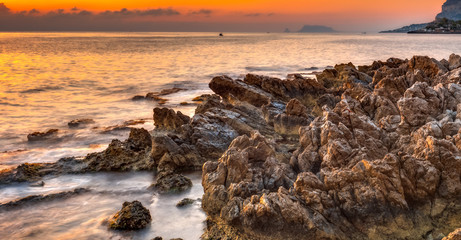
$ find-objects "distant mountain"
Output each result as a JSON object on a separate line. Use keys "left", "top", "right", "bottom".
{"left": 437, "top": 0, "right": 461, "bottom": 21}
{"left": 380, "top": 23, "right": 428, "bottom": 33}
{"left": 297, "top": 25, "right": 335, "bottom": 33}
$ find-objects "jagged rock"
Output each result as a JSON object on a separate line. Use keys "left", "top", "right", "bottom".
{"left": 443, "top": 228, "right": 461, "bottom": 240}
{"left": 153, "top": 108, "right": 190, "bottom": 131}
{"left": 285, "top": 99, "right": 309, "bottom": 118}
{"left": 176, "top": 198, "right": 195, "bottom": 207}
{"left": 68, "top": 118, "right": 95, "bottom": 128}
{"left": 109, "top": 201, "right": 151, "bottom": 230}
{"left": 202, "top": 55, "right": 461, "bottom": 240}
{"left": 0, "top": 188, "right": 90, "bottom": 211}
{"left": 84, "top": 128, "right": 153, "bottom": 171}
{"left": 449, "top": 53, "right": 461, "bottom": 70}
{"left": 152, "top": 172, "right": 192, "bottom": 193}
{"left": 408, "top": 56, "right": 448, "bottom": 79}
{"left": 27, "top": 129, "right": 59, "bottom": 142}
{"left": 209, "top": 75, "right": 272, "bottom": 107}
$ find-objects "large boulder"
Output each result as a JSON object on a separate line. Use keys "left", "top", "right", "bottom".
{"left": 109, "top": 201, "right": 152, "bottom": 230}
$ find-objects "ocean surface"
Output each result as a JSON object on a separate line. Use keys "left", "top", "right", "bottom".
{"left": 1, "top": 32, "right": 461, "bottom": 239}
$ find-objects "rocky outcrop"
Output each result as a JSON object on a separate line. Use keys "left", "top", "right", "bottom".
{"left": 83, "top": 128, "right": 154, "bottom": 171}
{"left": 0, "top": 188, "right": 90, "bottom": 211}
{"left": 109, "top": 201, "right": 152, "bottom": 230}
{"left": 151, "top": 171, "right": 192, "bottom": 193}
{"left": 68, "top": 119, "right": 95, "bottom": 128}
{"left": 153, "top": 108, "right": 190, "bottom": 132}
{"left": 27, "top": 129, "right": 59, "bottom": 142}
{"left": 437, "top": 0, "right": 461, "bottom": 21}
{"left": 202, "top": 54, "right": 461, "bottom": 240}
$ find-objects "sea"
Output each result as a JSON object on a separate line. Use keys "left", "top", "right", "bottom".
{"left": 1, "top": 32, "right": 461, "bottom": 239}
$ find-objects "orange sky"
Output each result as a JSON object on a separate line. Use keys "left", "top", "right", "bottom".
{"left": 0, "top": 0, "right": 448, "bottom": 31}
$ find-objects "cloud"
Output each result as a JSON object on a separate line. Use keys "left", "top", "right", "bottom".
{"left": 243, "top": 12, "right": 275, "bottom": 17}
{"left": 28, "top": 9, "right": 40, "bottom": 15}
{"left": 189, "top": 9, "right": 213, "bottom": 16}
{"left": 0, "top": 3, "right": 182, "bottom": 31}
{"left": 0, "top": 2, "right": 10, "bottom": 15}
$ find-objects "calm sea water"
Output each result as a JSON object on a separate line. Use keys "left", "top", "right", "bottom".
{"left": 1, "top": 32, "right": 461, "bottom": 240}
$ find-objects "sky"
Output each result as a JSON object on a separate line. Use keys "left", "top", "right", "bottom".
{"left": 0, "top": 0, "right": 448, "bottom": 32}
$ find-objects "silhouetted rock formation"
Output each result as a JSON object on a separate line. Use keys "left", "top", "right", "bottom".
{"left": 437, "top": 0, "right": 461, "bottom": 21}
{"left": 297, "top": 25, "right": 335, "bottom": 33}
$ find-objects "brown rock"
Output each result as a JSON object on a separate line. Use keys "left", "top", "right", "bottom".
{"left": 27, "top": 129, "right": 59, "bottom": 142}
{"left": 449, "top": 53, "right": 461, "bottom": 70}
{"left": 153, "top": 108, "right": 190, "bottom": 131}
{"left": 109, "top": 201, "right": 151, "bottom": 230}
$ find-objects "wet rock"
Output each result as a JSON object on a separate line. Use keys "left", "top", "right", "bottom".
{"left": 209, "top": 75, "right": 272, "bottom": 107}
{"left": 152, "top": 172, "right": 192, "bottom": 193}
{"left": 176, "top": 198, "right": 195, "bottom": 207}
{"left": 152, "top": 237, "right": 163, "bottom": 240}
{"left": 27, "top": 129, "right": 59, "bottom": 142}
{"left": 132, "top": 95, "right": 146, "bottom": 101}
{"left": 29, "top": 181, "right": 45, "bottom": 187}
{"left": 68, "top": 118, "right": 95, "bottom": 128}
{"left": 84, "top": 128, "right": 154, "bottom": 171}
{"left": 133, "top": 88, "right": 185, "bottom": 102}
{"left": 153, "top": 108, "right": 190, "bottom": 131}
{"left": 0, "top": 188, "right": 90, "bottom": 211}
{"left": 109, "top": 200, "right": 152, "bottom": 230}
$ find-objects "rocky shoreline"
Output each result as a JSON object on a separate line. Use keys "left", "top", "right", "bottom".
{"left": 1, "top": 54, "right": 461, "bottom": 239}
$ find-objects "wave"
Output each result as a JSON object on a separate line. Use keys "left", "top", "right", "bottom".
{"left": 245, "top": 66, "right": 282, "bottom": 72}
{"left": 20, "top": 86, "right": 63, "bottom": 94}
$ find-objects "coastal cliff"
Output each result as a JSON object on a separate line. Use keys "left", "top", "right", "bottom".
{"left": 437, "top": 0, "right": 461, "bottom": 21}
{"left": 1, "top": 55, "right": 461, "bottom": 239}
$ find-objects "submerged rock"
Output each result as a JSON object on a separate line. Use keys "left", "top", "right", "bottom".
{"left": 27, "top": 129, "right": 59, "bottom": 142}
{"left": 0, "top": 188, "right": 90, "bottom": 211}
{"left": 176, "top": 198, "right": 195, "bottom": 207}
{"left": 109, "top": 200, "right": 152, "bottom": 230}
{"left": 68, "top": 118, "right": 95, "bottom": 128}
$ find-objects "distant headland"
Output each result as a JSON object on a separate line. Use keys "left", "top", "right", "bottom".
{"left": 285, "top": 25, "right": 336, "bottom": 33}
{"left": 381, "top": 0, "right": 461, "bottom": 33}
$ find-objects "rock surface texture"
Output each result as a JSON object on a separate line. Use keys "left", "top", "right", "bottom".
{"left": 202, "top": 55, "right": 461, "bottom": 240}
{"left": 109, "top": 201, "right": 152, "bottom": 230}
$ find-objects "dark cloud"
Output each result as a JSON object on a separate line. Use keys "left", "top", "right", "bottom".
{"left": 99, "top": 8, "right": 180, "bottom": 17}
{"left": 189, "top": 9, "right": 213, "bottom": 16}
{"left": 244, "top": 12, "right": 275, "bottom": 17}
{"left": 0, "top": 2, "right": 10, "bottom": 15}
{"left": 0, "top": 3, "right": 182, "bottom": 31}
{"left": 28, "top": 9, "right": 40, "bottom": 15}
